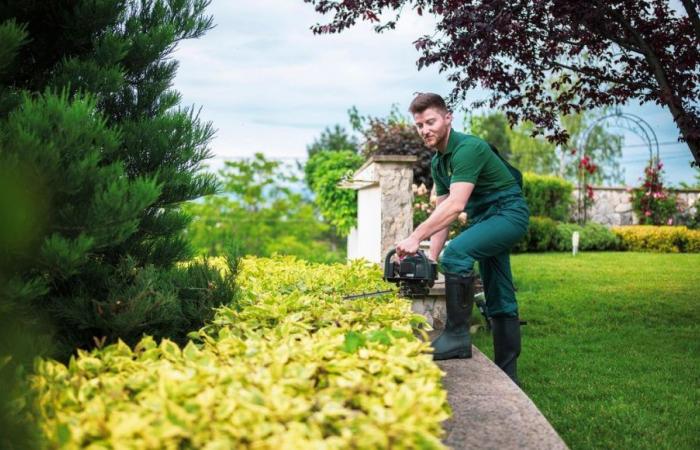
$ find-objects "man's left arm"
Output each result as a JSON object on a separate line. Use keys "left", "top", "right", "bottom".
{"left": 395, "top": 182, "right": 474, "bottom": 257}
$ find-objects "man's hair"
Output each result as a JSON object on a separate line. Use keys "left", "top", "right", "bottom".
{"left": 408, "top": 92, "right": 449, "bottom": 115}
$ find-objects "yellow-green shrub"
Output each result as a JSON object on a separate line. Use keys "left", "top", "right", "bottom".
{"left": 612, "top": 226, "right": 700, "bottom": 252}
{"left": 32, "top": 256, "right": 449, "bottom": 449}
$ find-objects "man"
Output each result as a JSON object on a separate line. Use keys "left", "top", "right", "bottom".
{"left": 395, "top": 93, "right": 529, "bottom": 384}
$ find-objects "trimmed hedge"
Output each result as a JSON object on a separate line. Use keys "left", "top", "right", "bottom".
{"left": 522, "top": 173, "right": 574, "bottom": 221}
{"left": 32, "top": 256, "right": 449, "bottom": 449}
{"left": 514, "top": 217, "right": 619, "bottom": 252}
{"left": 514, "top": 221, "right": 700, "bottom": 253}
{"left": 513, "top": 216, "right": 559, "bottom": 252}
{"left": 612, "top": 226, "right": 700, "bottom": 253}
{"left": 555, "top": 223, "right": 620, "bottom": 252}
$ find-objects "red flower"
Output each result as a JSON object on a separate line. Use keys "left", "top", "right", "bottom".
{"left": 586, "top": 184, "right": 594, "bottom": 199}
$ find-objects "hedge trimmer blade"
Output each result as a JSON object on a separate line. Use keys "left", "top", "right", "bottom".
{"left": 342, "top": 289, "right": 395, "bottom": 301}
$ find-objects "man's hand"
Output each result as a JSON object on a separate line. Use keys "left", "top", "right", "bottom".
{"left": 395, "top": 235, "right": 421, "bottom": 259}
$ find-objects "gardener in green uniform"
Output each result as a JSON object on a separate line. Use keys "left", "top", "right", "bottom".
{"left": 395, "top": 93, "right": 529, "bottom": 384}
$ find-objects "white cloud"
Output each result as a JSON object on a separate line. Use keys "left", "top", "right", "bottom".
{"left": 172, "top": 0, "right": 455, "bottom": 158}
{"left": 172, "top": 0, "right": 696, "bottom": 185}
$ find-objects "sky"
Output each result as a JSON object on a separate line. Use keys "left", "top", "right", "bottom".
{"left": 172, "top": 0, "right": 698, "bottom": 187}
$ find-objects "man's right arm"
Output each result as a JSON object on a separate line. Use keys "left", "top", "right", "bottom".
{"left": 429, "top": 193, "right": 450, "bottom": 261}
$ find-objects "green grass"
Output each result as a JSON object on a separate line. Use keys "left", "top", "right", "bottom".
{"left": 471, "top": 252, "right": 700, "bottom": 450}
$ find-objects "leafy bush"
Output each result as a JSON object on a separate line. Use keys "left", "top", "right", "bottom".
{"left": 73, "top": 254, "right": 240, "bottom": 352}
{"left": 522, "top": 173, "right": 574, "bottom": 221}
{"left": 612, "top": 226, "right": 700, "bottom": 253}
{"left": 555, "top": 223, "right": 620, "bottom": 251}
{"left": 0, "top": 303, "right": 46, "bottom": 450}
{"left": 515, "top": 221, "right": 700, "bottom": 253}
{"left": 513, "top": 216, "right": 559, "bottom": 252}
{"left": 348, "top": 105, "right": 433, "bottom": 189}
{"left": 0, "top": 2, "right": 223, "bottom": 361}
{"left": 32, "top": 256, "right": 449, "bottom": 449}
{"left": 413, "top": 184, "right": 468, "bottom": 239}
{"left": 305, "top": 150, "right": 364, "bottom": 236}
{"left": 513, "top": 218, "right": 619, "bottom": 252}
{"left": 631, "top": 162, "right": 678, "bottom": 225}
{"left": 360, "top": 117, "right": 433, "bottom": 189}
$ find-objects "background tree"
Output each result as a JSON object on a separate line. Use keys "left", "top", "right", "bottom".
{"left": 304, "top": 0, "right": 700, "bottom": 165}
{"left": 351, "top": 105, "right": 434, "bottom": 189}
{"left": 469, "top": 111, "right": 558, "bottom": 174}
{"left": 0, "top": 1, "right": 236, "bottom": 359}
{"left": 305, "top": 150, "right": 365, "bottom": 236}
{"left": 469, "top": 112, "right": 512, "bottom": 159}
{"left": 678, "top": 167, "right": 700, "bottom": 189}
{"left": 470, "top": 110, "right": 624, "bottom": 185}
{"left": 306, "top": 124, "right": 358, "bottom": 158}
{"left": 186, "top": 153, "right": 344, "bottom": 263}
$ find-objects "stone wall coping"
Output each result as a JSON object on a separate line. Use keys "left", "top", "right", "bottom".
{"left": 353, "top": 154, "right": 417, "bottom": 175}
{"left": 337, "top": 179, "right": 378, "bottom": 190}
{"left": 368, "top": 154, "right": 419, "bottom": 163}
{"left": 428, "top": 333, "right": 569, "bottom": 449}
{"left": 578, "top": 185, "right": 700, "bottom": 193}
{"left": 338, "top": 155, "right": 418, "bottom": 190}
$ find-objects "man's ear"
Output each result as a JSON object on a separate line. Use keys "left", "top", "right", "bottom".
{"left": 444, "top": 111, "right": 453, "bottom": 125}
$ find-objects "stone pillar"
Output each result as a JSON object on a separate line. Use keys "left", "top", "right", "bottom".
{"left": 339, "top": 155, "right": 417, "bottom": 264}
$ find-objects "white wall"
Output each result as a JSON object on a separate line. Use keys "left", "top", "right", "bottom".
{"left": 355, "top": 186, "right": 382, "bottom": 263}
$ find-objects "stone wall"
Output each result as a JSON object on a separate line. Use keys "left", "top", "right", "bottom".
{"left": 572, "top": 186, "right": 700, "bottom": 226}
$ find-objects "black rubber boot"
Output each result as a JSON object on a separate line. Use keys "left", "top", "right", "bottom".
{"left": 431, "top": 272, "right": 475, "bottom": 360}
{"left": 492, "top": 315, "right": 521, "bottom": 385}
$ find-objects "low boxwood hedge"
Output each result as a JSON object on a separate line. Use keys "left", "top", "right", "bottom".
{"left": 555, "top": 222, "right": 620, "bottom": 252}
{"left": 514, "top": 217, "right": 620, "bottom": 252}
{"left": 612, "top": 225, "right": 700, "bottom": 253}
{"left": 514, "top": 220, "right": 700, "bottom": 253}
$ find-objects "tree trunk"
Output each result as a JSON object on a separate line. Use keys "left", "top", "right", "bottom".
{"left": 673, "top": 112, "right": 700, "bottom": 166}
{"left": 608, "top": 7, "right": 700, "bottom": 166}
{"left": 680, "top": 0, "right": 700, "bottom": 42}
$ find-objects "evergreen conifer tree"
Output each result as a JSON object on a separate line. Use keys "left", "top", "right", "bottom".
{"left": 0, "top": 1, "right": 236, "bottom": 359}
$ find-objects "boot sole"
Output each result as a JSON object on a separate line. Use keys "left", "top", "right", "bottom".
{"left": 433, "top": 347, "right": 472, "bottom": 360}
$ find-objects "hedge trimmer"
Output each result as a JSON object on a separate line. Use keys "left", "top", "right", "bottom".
{"left": 341, "top": 249, "right": 491, "bottom": 326}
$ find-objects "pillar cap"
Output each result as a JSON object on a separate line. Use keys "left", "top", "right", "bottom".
{"left": 338, "top": 155, "right": 419, "bottom": 190}
{"left": 367, "top": 154, "right": 418, "bottom": 163}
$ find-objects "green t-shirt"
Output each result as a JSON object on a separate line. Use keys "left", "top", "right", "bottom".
{"left": 431, "top": 129, "right": 516, "bottom": 197}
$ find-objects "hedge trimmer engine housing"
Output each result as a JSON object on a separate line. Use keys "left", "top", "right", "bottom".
{"left": 383, "top": 249, "right": 438, "bottom": 298}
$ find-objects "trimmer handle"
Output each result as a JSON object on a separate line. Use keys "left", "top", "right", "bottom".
{"left": 383, "top": 248, "right": 397, "bottom": 282}
{"left": 383, "top": 248, "right": 431, "bottom": 282}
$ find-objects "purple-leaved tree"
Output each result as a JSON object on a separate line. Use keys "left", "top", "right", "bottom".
{"left": 303, "top": 0, "right": 700, "bottom": 165}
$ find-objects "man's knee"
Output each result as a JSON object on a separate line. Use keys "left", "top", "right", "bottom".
{"left": 440, "top": 244, "right": 475, "bottom": 275}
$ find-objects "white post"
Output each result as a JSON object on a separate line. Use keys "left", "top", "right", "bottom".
{"left": 572, "top": 231, "right": 580, "bottom": 256}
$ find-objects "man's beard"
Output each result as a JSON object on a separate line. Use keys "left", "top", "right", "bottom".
{"left": 433, "top": 130, "right": 448, "bottom": 149}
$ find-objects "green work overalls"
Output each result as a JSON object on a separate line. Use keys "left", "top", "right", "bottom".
{"left": 439, "top": 183, "right": 529, "bottom": 318}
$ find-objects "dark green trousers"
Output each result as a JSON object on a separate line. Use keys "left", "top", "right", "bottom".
{"left": 439, "top": 184, "right": 529, "bottom": 317}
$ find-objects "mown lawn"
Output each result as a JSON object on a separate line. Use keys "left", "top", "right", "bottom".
{"left": 471, "top": 252, "right": 700, "bottom": 450}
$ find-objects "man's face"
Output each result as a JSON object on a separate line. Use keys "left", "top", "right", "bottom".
{"left": 413, "top": 107, "right": 452, "bottom": 149}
